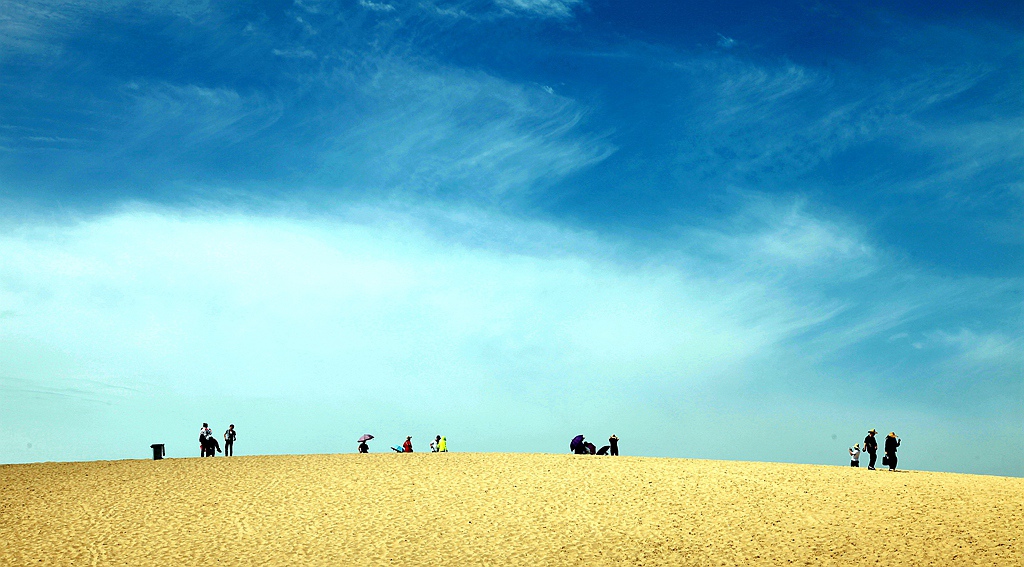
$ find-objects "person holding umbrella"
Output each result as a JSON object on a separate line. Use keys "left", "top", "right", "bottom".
{"left": 570, "top": 435, "right": 586, "bottom": 454}
{"left": 358, "top": 434, "right": 373, "bottom": 453}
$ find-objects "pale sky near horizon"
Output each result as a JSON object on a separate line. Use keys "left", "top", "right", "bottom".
{"left": 0, "top": 0, "right": 1021, "bottom": 476}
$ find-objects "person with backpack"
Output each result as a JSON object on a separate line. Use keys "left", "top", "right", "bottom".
{"left": 863, "top": 429, "right": 879, "bottom": 470}
{"left": 224, "top": 424, "right": 236, "bottom": 456}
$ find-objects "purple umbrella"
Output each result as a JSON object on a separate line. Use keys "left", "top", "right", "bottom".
{"left": 358, "top": 434, "right": 374, "bottom": 442}
{"left": 570, "top": 435, "right": 584, "bottom": 452}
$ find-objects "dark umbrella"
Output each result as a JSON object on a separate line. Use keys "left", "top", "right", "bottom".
{"left": 570, "top": 435, "right": 584, "bottom": 452}
{"left": 358, "top": 434, "right": 374, "bottom": 442}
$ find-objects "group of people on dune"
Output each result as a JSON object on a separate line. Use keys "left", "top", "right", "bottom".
{"left": 199, "top": 423, "right": 236, "bottom": 457}
{"left": 570, "top": 434, "right": 619, "bottom": 455}
{"left": 187, "top": 426, "right": 900, "bottom": 469}
{"left": 849, "top": 429, "right": 900, "bottom": 471}
{"left": 386, "top": 435, "right": 447, "bottom": 453}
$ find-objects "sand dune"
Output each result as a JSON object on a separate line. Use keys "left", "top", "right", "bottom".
{"left": 0, "top": 453, "right": 1020, "bottom": 566}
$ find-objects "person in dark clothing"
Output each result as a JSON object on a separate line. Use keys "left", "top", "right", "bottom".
{"left": 609, "top": 435, "right": 619, "bottom": 456}
{"left": 201, "top": 434, "right": 221, "bottom": 457}
{"left": 570, "top": 435, "right": 587, "bottom": 454}
{"left": 358, "top": 441, "right": 369, "bottom": 453}
{"left": 224, "top": 424, "right": 236, "bottom": 457}
{"left": 200, "top": 423, "right": 212, "bottom": 457}
{"left": 884, "top": 432, "right": 901, "bottom": 471}
{"left": 863, "top": 429, "right": 879, "bottom": 470}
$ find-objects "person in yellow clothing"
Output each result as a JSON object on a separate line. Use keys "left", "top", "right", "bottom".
{"left": 438, "top": 436, "right": 447, "bottom": 452}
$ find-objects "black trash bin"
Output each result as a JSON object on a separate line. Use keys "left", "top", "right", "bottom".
{"left": 150, "top": 443, "right": 165, "bottom": 460}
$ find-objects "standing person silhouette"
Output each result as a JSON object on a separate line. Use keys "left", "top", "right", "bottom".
{"left": 609, "top": 435, "right": 619, "bottom": 456}
{"left": 885, "top": 432, "right": 901, "bottom": 471}
{"left": 863, "top": 429, "right": 879, "bottom": 470}
{"left": 224, "top": 424, "right": 236, "bottom": 457}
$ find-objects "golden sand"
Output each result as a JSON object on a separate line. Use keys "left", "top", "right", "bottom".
{"left": 1, "top": 453, "right": 1020, "bottom": 566}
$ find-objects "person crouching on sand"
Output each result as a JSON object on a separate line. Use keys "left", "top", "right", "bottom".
{"left": 849, "top": 443, "right": 860, "bottom": 467}
{"left": 438, "top": 436, "right": 447, "bottom": 452}
{"left": 403, "top": 436, "right": 413, "bottom": 453}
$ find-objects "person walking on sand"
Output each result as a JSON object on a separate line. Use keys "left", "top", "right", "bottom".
{"left": 884, "top": 432, "right": 901, "bottom": 471}
{"left": 403, "top": 436, "right": 413, "bottom": 453}
{"left": 438, "top": 436, "right": 447, "bottom": 452}
{"left": 224, "top": 424, "right": 236, "bottom": 457}
{"left": 609, "top": 435, "right": 619, "bottom": 456}
{"left": 849, "top": 443, "right": 861, "bottom": 467}
{"left": 863, "top": 429, "right": 879, "bottom": 470}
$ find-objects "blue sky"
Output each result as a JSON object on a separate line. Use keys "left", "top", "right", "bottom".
{"left": 0, "top": 0, "right": 1021, "bottom": 475}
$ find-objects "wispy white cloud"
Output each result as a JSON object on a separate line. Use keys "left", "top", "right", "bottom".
{"left": 494, "top": 0, "right": 582, "bottom": 18}
{"left": 903, "top": 119, "right": 1024, "bottom": 202}
{"left": 927, "top": 329, "right": 1022, "bottom": 369}
{"left": 359, "top": 0, "right": 396, "bottom": 12}
{"left": 0, "top": 0, "right": 213, "bottom": 55}
{"left": 321, "top": 60, "right": 614, "bottom": 201}
{"left": 663, "top": 27, "right": 1020, "bottom": 202}
{"left": 272, "top": 47, "right": 318, "bottom": 59}
{"left": 116, "top": 81, "right": 284, "bottom": 152}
